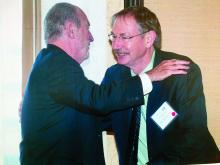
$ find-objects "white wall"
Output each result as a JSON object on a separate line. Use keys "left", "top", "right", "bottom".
{"left": 0, "top": 1, "right": 22, "bottom": 165}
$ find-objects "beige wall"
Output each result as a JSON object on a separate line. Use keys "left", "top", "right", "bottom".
{"left": 106, "top": 0, "right": 220, "bottom": 164}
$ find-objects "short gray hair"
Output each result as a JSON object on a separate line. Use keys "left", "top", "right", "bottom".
{"left": 44, "top": 3, "right": 81, "bottom": 43}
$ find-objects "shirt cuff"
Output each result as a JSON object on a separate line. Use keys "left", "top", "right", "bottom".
{"left": 139, "top": 73, "right": 153, "bottom": 95}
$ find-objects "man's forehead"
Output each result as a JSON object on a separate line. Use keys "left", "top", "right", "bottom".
{"left": 113, "top": 15, "right": 139, "bottom": 32}
{"left": 78, "top": 9, "right": 90, "bottom": 26}
{"left": 115, "top": 16, "right": 138, "bottom": 28}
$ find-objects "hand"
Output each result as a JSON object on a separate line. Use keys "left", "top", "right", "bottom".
{"left": 147, "top": 59, "right": 190, "bottom": 81}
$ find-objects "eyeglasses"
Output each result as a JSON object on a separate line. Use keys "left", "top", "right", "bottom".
{"left": 108, "top": 31, "right": 148, "bottom": 42}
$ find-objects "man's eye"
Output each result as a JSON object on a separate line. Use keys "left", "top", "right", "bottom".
{"left": 112, "top": 35, "right": 117, "bottom": 39}
{"left": 121, "top": 36, "right": 130, "bottom": 39}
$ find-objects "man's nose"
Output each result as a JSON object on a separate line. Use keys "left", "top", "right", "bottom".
{"left": 89, "top": 31, "right": 94, "bottom": 42}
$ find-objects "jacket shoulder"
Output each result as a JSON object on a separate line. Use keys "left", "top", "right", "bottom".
{"left": 102, "top": 64, "right": 130, "bottom": 84}
{"left": 106, "top": 64, "right": 128, "bottom": 73}
{"left": 157, "top": 49, "right": 192, "bottom": 62}
{"left": 157, "top": 49, "right": 201, "bottom": 72}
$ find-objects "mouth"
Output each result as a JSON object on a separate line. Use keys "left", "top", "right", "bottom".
{"left": 116, "top": 54, "right": 128, "bottom": 58}
{"left": 114, "top": 50, "right": 129, "bottom": 57}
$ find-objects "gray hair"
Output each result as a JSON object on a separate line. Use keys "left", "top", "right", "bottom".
{"left": 44, "top": 3, "right": 81, "bottom": 43}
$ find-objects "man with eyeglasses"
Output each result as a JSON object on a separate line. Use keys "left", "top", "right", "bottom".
{"left": 102, "top": 6, "right": 220, "bottom": 165}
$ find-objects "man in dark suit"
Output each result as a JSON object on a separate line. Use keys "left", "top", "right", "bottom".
{"left": 102, "top": 6, "right": 220, "bottom": 165}
{"left": 20, "top": 3, "right": 189, "bottom": 165}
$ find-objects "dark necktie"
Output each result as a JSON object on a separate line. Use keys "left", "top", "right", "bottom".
{"left": 128, "top": 106, "right": 141, "bottom": 165}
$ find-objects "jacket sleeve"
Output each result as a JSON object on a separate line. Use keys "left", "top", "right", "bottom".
{"left": 48, "top": 58, "right": 144, "bottom": 115}
{"left": 100, "top": 68, "right": 115, "bottom": 131}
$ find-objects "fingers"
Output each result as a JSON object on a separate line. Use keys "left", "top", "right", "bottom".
{"left": 169, "top": 59, "right": 190, "bottom": 64}
{"left": 162, "top": 59, "right": 189, "bottom": 76}
{"left": 160, "top": 59, "right": 190, "bottom": 71}
{"left": 146, "top": 59, "right": 190, "bottom": 82}
{"left": 169, "top": 64, "right": 189, "bottom": 71}
{"left": 171, "top": 60, "right": 190, "bottom": 72}
{"left": 162, "top": 59, "right": 189, "bottom": 67}
{"left": 169, "top": 69, "right": 188, "bottom": 75}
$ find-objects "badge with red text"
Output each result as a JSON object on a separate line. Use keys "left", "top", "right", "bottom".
{"left": 151, "top": 102, "right": 178, "bottom": 130}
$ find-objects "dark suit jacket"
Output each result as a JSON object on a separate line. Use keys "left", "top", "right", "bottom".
{"left": 20, "top": 44, "right": 145, "bottom": 165}
{"left": 102, "top": 49, "right": 220, "bottom": 165}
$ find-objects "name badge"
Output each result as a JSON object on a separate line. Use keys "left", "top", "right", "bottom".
{"left": 151, "top": 102, "right": 178, "bottom": 130}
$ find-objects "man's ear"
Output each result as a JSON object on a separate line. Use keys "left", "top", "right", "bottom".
{"left": 64, "top": 21, "right": 76, "bottom": 39}
{"left": 145, "top": 30, "right": 156, "bottom": 48}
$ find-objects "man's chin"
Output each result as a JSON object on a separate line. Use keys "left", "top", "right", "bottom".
{"left": 84, "top": 54, "right": 89, "bottom": 60}
{"left": 117, "top": 60, "right": 128, "bottom": 66}
{"left": 117, "top": 56, "right": 129, "bottom": 65}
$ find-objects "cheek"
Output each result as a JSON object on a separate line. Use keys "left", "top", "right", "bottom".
{"left": 131, "top": 42, "right": 146, "bottom": 55}
{"left": 83, "top": 30, "right": 89, "bottom": 41}
{"left": 128, "top": 44, "right": 140, "bottom": 56}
